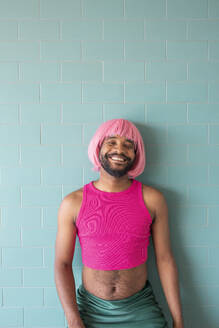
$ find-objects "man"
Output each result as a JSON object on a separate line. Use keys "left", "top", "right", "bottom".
{"left": 54, "top": 118, "right": 184, "bottom": 328}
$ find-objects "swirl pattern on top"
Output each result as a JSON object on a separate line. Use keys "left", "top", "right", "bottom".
{"left": 76, "top": 179, "right": 152, "bottom": 270}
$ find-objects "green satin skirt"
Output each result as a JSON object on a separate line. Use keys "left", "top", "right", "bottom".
{"left": 76, "top": 280, "right": 168, "bottom": 328}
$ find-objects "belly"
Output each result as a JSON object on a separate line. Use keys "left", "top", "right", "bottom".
{"left": 81, "top": 261, "right": 148, "bottom": 300}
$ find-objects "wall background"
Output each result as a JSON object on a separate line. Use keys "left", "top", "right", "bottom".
{"left": 0, "top": 0, "right": 219, "bottom": 327}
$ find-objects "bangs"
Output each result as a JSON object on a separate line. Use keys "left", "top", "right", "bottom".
{"left": 88, "top": 119, "right": 146, "bottom": 178}
{"left": 100, "top": 120, "right": 138, "bottom": 150}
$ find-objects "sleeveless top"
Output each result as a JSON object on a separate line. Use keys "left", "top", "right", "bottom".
{"left": 75, "top": 179, "right": 153, "bottom": 270}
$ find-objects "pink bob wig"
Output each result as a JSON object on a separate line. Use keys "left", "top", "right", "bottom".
{"left": 88, "top": 118, "right": 146, "bottom": 178}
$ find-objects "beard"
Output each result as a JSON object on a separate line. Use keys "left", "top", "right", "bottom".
{"left": 98, "top": 151, "right": 136, "bottom": 178}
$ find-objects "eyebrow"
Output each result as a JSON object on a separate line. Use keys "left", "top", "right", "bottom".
{"left": 105, "top": 136, "right": 135, "bottom": 146}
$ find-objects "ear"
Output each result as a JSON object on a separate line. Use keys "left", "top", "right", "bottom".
{"left": 97, "top": 143, "right": 103, "bottom": 160}
{"left": 134, "top": 144, "right": 138, "bottom": 154}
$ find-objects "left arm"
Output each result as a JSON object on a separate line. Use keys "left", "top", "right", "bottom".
{"left": 147, "top": 188, "right": 184, "bottom": 328}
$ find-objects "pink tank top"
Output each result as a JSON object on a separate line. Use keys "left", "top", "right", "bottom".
{"left": 75, "top": 179, "right": 153, "bottom": 270}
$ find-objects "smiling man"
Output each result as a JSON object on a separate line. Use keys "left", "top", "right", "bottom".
{"left": 54, "top": 119, "right": 184, "bottom": 328}
{"left": 98, "top": 135, "right": 136, "bottom": 178}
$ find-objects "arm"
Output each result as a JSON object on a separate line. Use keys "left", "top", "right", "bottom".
{"left": 54, "top": 194, "right": 85, "bottom": 328}
{"left": 148, "top": 189, "right": 184, "bottom": 328}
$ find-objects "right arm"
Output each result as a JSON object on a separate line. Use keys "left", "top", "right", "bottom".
{"left": 54, "top": 194, "right": 85, "bottom": 328}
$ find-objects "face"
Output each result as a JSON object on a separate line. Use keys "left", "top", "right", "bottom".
{"left": 98, "top": 135, "right": 136, "bottom": 178}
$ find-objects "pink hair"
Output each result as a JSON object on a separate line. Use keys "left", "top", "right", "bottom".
{"left": 87, "top": 119, "right": 146, "bottom": 178}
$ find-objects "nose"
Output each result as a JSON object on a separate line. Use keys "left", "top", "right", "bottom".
{"left": 114, "top": 142, "right": 125, "bottom": 152}
{"left": 111, "top": 143, "right": 128, "bottom": 159}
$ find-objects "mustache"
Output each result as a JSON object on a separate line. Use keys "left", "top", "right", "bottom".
{"left": 106, "top": 153, "right": 130, "bottom": 161}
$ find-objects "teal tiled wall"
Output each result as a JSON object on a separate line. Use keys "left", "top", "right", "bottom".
{"left": 0, "top": 0, "right": 219, "bottom": 327}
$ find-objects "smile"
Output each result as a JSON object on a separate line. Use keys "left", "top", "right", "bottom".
{"left": 108, "top": 157, "right": 127, "bottom": 164}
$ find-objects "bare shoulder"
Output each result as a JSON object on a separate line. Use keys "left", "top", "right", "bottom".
{"left": 141, "top": 183, "right": 166, "bottom": 222}
{"left": 61, "top": 187, "right": 84, "bottom": 224}
{"left": 65, "top": 186, "right": 83, "bottom": 200}
{"left": 142, "top": 183, "right": 164, "bottom": 199}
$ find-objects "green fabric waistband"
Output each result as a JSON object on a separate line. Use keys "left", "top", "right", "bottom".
{"left": 76, "top": 280, "right": 168, "bottom": 328}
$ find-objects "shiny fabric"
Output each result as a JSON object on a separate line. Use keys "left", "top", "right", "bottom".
{"left": 76, "top": 280, "right": 168, "bottom": 328}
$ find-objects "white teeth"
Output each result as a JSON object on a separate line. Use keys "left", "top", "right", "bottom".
{"left": 111, "top": 157, "right": 125, "bottom": 162}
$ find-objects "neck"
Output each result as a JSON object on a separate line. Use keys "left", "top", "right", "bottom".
{"left": 94, "top": 169, "right": 132, "bottom": 193}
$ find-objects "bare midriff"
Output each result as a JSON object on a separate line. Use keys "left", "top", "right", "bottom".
{"left": 81, "top": 261, "right": 148, "bottom": 300}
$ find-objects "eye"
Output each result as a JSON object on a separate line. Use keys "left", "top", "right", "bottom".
{"left": 124, "top": 143, "right": 135, "bottom": 150}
